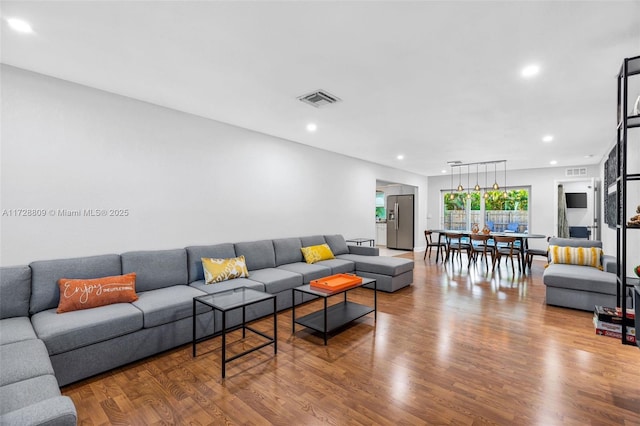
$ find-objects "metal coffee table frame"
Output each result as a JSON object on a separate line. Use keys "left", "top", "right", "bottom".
{"left": 193, "top": 287, "right": 277, "bottom": 378}
{"left": 292, "top": 277, "right": 376, "bottom": 345}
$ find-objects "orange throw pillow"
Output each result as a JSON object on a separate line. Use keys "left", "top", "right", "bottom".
{"left": 57, "top": 273, "right": 138, "bottom": 313}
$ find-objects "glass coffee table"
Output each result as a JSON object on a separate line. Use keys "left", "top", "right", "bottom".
{"left": 192, "top": 287, "right": 277, "bottom": 378}
{"left": 292, "top": 276, "right": 376, "bottom": 345}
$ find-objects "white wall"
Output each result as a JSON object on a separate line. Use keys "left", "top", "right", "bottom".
{"left": 427, "top": 165, "right": 601, "bottom": 251}
{"left": 0, "top": 65, "right": 428, "bottom": 265}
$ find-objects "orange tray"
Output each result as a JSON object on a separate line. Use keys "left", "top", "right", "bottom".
{"left": 310, "top": 274, "right": 363, "bottom": 292}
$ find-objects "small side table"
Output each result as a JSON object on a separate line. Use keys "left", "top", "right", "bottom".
{"left": 346, "top": 238, "right": 375, "bottom": 247}
{"left": 193, "top": 287, "right": 277, "bottom": 378}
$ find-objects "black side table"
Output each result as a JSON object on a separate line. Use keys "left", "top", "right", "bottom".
{"left": 193, "top": 287, "right": 277, "bottom": 378}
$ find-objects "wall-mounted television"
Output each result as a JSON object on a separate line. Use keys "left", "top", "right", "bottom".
{"left": 566, "top": 192, "right": 588, "bottom": 208}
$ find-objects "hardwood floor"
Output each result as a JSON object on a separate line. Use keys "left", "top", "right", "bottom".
{"left": 62, "top": 254, "right": 640, "bottom": 425}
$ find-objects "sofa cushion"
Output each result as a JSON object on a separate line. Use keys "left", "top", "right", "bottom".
{"left": 202, "top": 256, "right": 249, "bottom": 284}
{"left": 315, "top": 258, "right": 355, "bottom": 274}
{"left": 121, "top": 249, "right": 188, "bottom": 292}
{"left": 234, "top": 240, "right": 277, "bottom": 271}
{"left": 0, "top": 395, "right": 77, "bottom": 426}
{"left": 273, "top": 238, "right": 303, "bottom": 266}
{"left": 543, "top": 264, "right": 616, "bottom": 295}
{"left": 31, "top": 303, "right": 143, "bottom": 355}
{"left": 0, "top": 317, "right": 37, "bottom": 345}
{"left": 246, "top": 268, "right": 303, "bottom": 294}
{"left": 190, "top": 278, "right": 265, "bottom": 294}
{"left": 301, "top": 244, "right": 335, "bottom": 264}
{"left": 300, "top": 235, "right": 326, "bottom": 247}
{"left": 0, "top": 339, "right": 54, "bottom": 386}
{"left": 186, "top": 244, "right": 237, "bottom": 283}
{"left": 132, "top": 285, "right": 208, "bottom": 328}
{"left": 30, "top": 254, "right": 121, "bottom": 314}
{"left": 548, "top": 245, "right": 603, "bottom": 270}
{"left": 337, "top": 254, "right": 414, "bottom": 276}
{"left": 277, "top": 263, "right": 332, "bottom": 283}
{"left": 0, "top": 374, "right": 61, "bottom": 415}
{"left": 324, "top": 234, "right": 350, "bottom": 255}
{"left": 548, "top": 237, "right": 602, "bottom": 249}
{"left": 56, "top": 273, "right": 138, "bottom": 313}
{"left": 0, "top": 266, "right": 31, "bottom": 319}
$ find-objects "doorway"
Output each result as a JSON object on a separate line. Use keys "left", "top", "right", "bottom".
{"left": 554, "top": 178, "right": 599, "bottom": 240}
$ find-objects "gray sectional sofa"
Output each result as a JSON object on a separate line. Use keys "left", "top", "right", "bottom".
{"left": 542, "top": 237, "right": 617, "bottom": 311}
{"left": 0, "top": 234, "right": 413, "bottom": 425}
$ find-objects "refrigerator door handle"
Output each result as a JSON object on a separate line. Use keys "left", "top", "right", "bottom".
{"left": 395, "top": 202, "right": 399, "bottom": 230}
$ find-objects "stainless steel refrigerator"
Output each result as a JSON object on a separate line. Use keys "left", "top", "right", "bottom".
{"left": 386, "top": 195, "right": 414, "bottom": 250}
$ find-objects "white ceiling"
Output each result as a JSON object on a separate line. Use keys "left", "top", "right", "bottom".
{"left": 2, "top": 1, "right": 639, "bottom": 177}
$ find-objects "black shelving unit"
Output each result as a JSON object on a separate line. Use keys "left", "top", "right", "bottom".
{"left": 615, "top": 55, "right": 640, "bottom": 346}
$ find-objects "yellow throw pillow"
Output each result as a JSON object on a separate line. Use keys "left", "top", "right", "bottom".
{"left": 548, "top": 245, "right": 603, "bottom": 270}
{"left": 301, "top": 244, "right": 335, "bottom": 264}
{"left": 202, "top": 255, "right": 249, "bottom": 284}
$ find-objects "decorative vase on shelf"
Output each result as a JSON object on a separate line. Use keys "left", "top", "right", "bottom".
{"left": 471, "top": 223, "right": 479, "bottom": 234}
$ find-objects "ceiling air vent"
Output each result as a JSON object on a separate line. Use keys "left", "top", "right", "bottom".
{"left": 565, "top": 167, "right": 587, "bottom": 177}
{"left": 298, "top": 90, "right": 341, "bottom": 108}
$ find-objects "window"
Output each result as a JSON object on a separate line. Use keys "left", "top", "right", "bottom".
{"left": 442, "top": 188, "right": 530, "bottom": 232}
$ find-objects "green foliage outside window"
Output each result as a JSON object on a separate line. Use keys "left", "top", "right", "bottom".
{"left": 444, "top": 189, "right": 528, "bottom": 211}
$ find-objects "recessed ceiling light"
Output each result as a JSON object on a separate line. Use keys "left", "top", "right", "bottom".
{"left": 396, "top": 155, "right": 404, "bottom": 160}
{"left": 549, "top": 160, "right": 558, "bottom": 165}
{"left": 521, "top": 64, "right": 541, "bottom": 78}
{"left": 306, "top": 123, "right": 317, "bottom": 132}
{"left": 542, "top": 135, "right": 554, "bottom": 143}
{"left": 441, "top": 169, "right": 447, "bottom": 174}
{"left": 7, "top": 18, "right": 33, "bottom": 34}
{"left": 584, "top": 154, "right": 594, "bottom": 158}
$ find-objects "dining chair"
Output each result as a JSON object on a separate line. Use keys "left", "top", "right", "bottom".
{"left": 444, "top": 232, "right": 470, "bottom": 265}
{"left": 492, "top": 235, "right": 522, "bottom": 273}
{"left": 525, "top": 236, "right": 550, "bottom": 269}
{"left": 424, "top": 230, "right": 446, "bottom": 262}
{"left": 468, "top": 233, "right": 494, "bottom": 270}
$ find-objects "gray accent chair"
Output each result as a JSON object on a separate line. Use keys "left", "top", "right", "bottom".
{"left": 542, "top": 238, "right": 617, "bottom": 311}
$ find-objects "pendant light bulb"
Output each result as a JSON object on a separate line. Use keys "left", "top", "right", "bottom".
{"left": 484, "top": 192, "right": 490, "bottom": 199}
{"left": 457, "top": 166, "right": 463, "bottom": 192}
{"left": 492, "top": 163, "right": 500, "bottom": 190}
{"left": 449, "top": 193, "right": 455, "bottom": 200}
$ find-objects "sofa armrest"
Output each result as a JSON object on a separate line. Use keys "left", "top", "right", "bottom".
{"left": 602, "top": 255, "right": 617, "bottom": 274}
{"left": 0, "top": 396, "right": 77, "bottom": 426}
{"left": 348, "top": 246, "right": 379, "bottom": 256}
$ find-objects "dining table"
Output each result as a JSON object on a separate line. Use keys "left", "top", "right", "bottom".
{"left": 430, "top": 229, "right": 546, "bottom": 269}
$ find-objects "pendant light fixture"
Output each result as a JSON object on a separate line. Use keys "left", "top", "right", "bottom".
{"left": 483, "top": 164, "right": 490, "bottom": 199}
{"left": 449, "top": 166, "right": 455, "bottom": 200}
{"left": 457, "top": 166, "right": 464, "bottom": 192}
{"left": 466, "top": 165, "right": 471, "bottom": 199}
{"left": 474, "top": 164, "right": 481, "bottom": 191}
{"left": 502, "top": 161, "right": 509, "bottom": 198}
{"left": 492, "top": 163, "right": 500, "bottom": 190}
